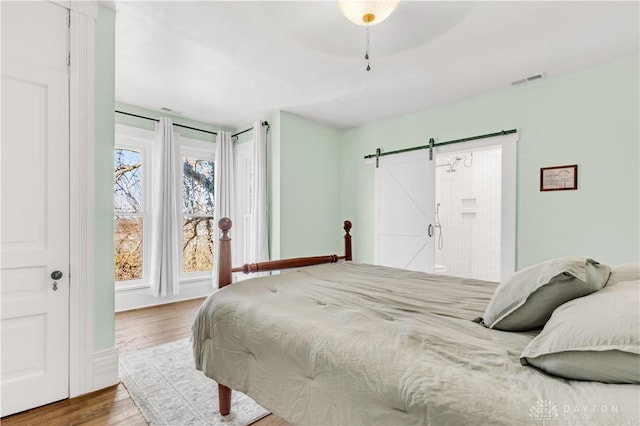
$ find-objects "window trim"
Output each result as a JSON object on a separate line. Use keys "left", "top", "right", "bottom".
{"left": 114, "top": 124, "right": 154, "bottom": 290}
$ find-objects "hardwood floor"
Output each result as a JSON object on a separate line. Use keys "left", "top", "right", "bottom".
{"left": 1, "top": 297, "right": 289, "bottom": 426}
{"left": 0, "top": 384, "right": 147, "bottom": 426}
{"left": 114, "top": 298, "right": 205, "bottom": 354}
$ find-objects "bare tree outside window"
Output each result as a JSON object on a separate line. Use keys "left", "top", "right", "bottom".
{"left": 114, "top": 149, "right": 143, "bottom": 281}
{"left": 183, "top": 157, "right": 215, "bottom": 273}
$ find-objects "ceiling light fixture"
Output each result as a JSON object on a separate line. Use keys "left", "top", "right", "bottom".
{"left": 338, "top": 0, "right": 400, "bottom": 71}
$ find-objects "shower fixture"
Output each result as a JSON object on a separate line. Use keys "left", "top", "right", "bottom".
{"left": 442, "top": 152, "right": 473, "bottom": 173}
{"left": 434, "top": 202, "right": 444, "bottom": 250}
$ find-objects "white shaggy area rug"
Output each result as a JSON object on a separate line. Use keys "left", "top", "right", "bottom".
{"left": 119, "top": 338, "right": 269, "bottom": 425}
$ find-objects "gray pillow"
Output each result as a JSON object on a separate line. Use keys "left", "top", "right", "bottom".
{"left": 520, "top": 279, "right": 640, "bottom": 384}
{"left": 482, "top": 257, "right": 610, "bottom": 331}
{"left": 606, "top": 262, "right": 640, "bottom": 287}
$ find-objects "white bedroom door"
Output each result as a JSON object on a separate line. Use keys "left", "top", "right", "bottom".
{"left": 374, "top": 149, "right": 435, "bottom": 273}
{"left": 1, "top": 1, "right": 70, "bottom": 416}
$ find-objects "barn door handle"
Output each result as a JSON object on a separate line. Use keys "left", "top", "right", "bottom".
{"left": 427, "top": 224, "right": 433, "bottom": 237}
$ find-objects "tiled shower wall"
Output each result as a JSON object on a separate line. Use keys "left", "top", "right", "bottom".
{"left": 434, "top": 147, "right": 502, "bottom": 282}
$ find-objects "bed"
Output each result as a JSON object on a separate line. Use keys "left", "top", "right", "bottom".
{"left": 192, "top": 218, "right": 640, "bottom": 425}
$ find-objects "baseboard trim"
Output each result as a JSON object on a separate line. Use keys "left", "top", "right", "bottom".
{"left": 92, "top": 347, "right": 119, "bottom": 391}
{"left": 115, "top": 280, "right": 214, "bottom": 312}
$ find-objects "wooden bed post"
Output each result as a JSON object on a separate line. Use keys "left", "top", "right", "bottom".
{"left": 217, "top": 217, "right": 233, "bottom": 416}
{"left": 215, "top": 217, "right": 351, "bottom": 416}
{"left": 218, "top": 217, "right": 233, "bottom": 289}
{"left": 344, "top": 220, "right": 352, "bottom": 261}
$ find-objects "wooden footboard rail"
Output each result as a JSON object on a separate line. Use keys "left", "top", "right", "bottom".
{"left": 217, "top": 217, "right": 352, "bottom": 288}
{"left": 215, "top": 216, "right": 352, "bottom": 415}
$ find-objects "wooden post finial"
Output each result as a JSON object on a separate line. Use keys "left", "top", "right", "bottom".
{"left": 343, "top": 220, "right": 352, "bottom": 261}
{"left": 219, "top": 217, "right": 232, "bottom": 234}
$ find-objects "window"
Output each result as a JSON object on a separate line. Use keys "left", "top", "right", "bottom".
{"left": 114, "top": 125, "right": 218, "bottom": 297}
{"left": 114, "top": 148, "right": 143, "bottom": 280}
{"left": 114, "top": 125, "right": 153, "bottom": 290}
{"left": 180, "top": 138, "right": 216, "bottom": 279}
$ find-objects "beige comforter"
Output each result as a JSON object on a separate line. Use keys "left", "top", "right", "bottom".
{"left": 193, "top": 263, "right": 639, "bottom": 425}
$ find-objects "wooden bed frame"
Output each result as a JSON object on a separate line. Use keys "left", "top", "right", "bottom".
{"left": 215, "top": 217, "right": 353, "bottom": 415}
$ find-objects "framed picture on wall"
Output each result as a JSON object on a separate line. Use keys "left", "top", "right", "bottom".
{"left": 540, "top": 164, "right": 578, "bottom": 191}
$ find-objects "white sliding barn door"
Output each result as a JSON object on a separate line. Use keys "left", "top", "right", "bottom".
{"left": 374, "top": 150, "right": 435, "bottom": 273}
{"left": 1, "top": 1, "right": 70, "bottom": 416}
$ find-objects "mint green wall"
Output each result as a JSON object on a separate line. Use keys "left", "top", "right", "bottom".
{"left": 94, "top": 5, "right": 116, "bottom": 351}
{"left": 277, "top": 112, "right": 343, "bottom": 258}
{"left": 267, "top": 112, "right": 282, "bottom": 259}
{"left": 340, "top": 54, "right": 640, "bottom": 268}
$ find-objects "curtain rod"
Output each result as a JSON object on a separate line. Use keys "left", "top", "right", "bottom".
{"left": 115, "top": 110, "right": 217, "bottom": 135}
{"left": 363, "top": 129, "right": 517, "bottom": 160}
{"left": 114, "top": 110, "right": 266, "bottom": 138}
{"left": 233, "top": 127, "right": 252, "bottom": 138}
{"left": 231, "top": 121, "right": 270, "bottom": 139}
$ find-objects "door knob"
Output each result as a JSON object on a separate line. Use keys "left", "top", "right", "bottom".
{"left": 51, "top": 270, "right": 63, "bottom": 280}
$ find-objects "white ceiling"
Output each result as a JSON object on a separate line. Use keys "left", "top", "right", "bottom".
{"left": 114, "top": 1, "right": 639, "bottom": 130}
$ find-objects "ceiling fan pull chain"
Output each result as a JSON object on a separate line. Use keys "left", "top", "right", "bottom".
{"left": 365, "top": 26, "right": 371, "bottom": 71}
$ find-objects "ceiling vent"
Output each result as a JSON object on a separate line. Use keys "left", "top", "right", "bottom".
{"left": 511, "top": 73, "right": 545, "bottom": 86}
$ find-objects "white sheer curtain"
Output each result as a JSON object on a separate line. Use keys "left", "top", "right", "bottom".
{"left": 150, "top": 117, "right": 180, "bottom": 297}
{"left": 249, "top": 121, "right": 269, "bottom": 263}
{"left": 213, "top": 131, "right": 235, "bottom": 287}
